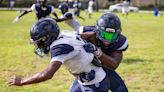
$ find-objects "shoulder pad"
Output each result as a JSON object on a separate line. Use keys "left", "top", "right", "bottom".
{"left": 64, "top": 12, "right": 73, "bottom": 18}
{"left": 116, "top": 34, "right": 128, "bottom": 51}
{"left": 50, "top": 44, "right": 74, "bottom": 58}
{"left": 104, "top": 34, "right": 128, "bottom": 52}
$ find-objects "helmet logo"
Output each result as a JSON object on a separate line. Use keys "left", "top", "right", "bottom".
{"left": 106, "top": 28, "right": 115, "bottom": 32}
{"left": 98, "top": 19, "right": 105, "bottom": 27}
{"left": 41, "top": 7, "right": 47, "bottom": 11}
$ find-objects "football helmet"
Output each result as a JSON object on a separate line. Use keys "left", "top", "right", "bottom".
{"left": 58, "top": 2, "right": 69, "bottom": 14}
{"left": 96, "top": 12, "right": 121, "bottom": 47}
{"left": 30, "top": 18, "right": 60, "bottom": 57}
{"left": 37, "top": 0, "right": 47, "bottom": 5}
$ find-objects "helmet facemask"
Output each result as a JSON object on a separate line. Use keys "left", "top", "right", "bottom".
{"left": 97, "top": 27, "right": 120, "bottom": 47}
{"left": 31, "top": 36, "right": 50, "bottom": 57}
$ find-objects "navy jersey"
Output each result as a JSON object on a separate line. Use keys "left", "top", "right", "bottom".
{"left": 64, "top": 12, "right": 73, "bottom": 19}
{"left": 31, "top": 4, "right": 55, "bottom": 19}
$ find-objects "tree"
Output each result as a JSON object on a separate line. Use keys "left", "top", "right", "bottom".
{"left": 0, "top": 0, "right": 3, "bottom": 5}
{"left": 155, "top": 0, "right": 158, "bottom": 6}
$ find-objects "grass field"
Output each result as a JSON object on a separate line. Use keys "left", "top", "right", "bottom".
{"left": 0, "top": 10, "right": 164, "bottom": 92}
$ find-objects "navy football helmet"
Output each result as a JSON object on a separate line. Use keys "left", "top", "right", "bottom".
{"left": 58, "top": 2, "right": 69, "bottom": 14}
{"left": 96, "top": 12, "right": 121, "bottom": 48}
{"left": 37, "top": 0, "right": 47, "bottom": 5}
{"left": 30, "top": 18, "right": 60, "bottom": 57}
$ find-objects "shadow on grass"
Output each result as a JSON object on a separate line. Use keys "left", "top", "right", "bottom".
{"left": 123, "top": 58, "right": 146, "bottom": 64}
{"left": 123, "top": 58, "right": 164, "bottom": 64}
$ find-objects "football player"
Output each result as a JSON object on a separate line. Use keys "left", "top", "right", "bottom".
{"left": 8, "top": 18, "right": 111, "bottom": 92}
{"left": 55, "top": 2, "right": 81, "bottom": 32}
{"left": 122, "top": 0, "right": 130, "bottom": 18}
{"left": 13, "top": 0, "right": 58, "bottom": 23}
{"left": 88, "top": 0, "right": 95, "bottom": 18}
{"left": 73, "top": 0, "right": 85, "bottom": 21}
{"left": 70, "top": 12, "right": 129, "bottom": 92}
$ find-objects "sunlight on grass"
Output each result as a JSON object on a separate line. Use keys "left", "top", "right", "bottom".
{"left": 0, "top": 10, "right": 164, "bottom": 92}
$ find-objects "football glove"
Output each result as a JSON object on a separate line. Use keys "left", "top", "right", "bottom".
{"left": 12, "top": 16, "right": 19, "bottom": 23}
{"left": 83, "top": 42, "right": 102, "bottom": 58}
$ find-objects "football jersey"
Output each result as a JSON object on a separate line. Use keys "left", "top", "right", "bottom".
{"left": 30, "top": 4, "right": 55, "bottom": 19}
{"left": 50, "top": 32, "right": 106, "bottom": 85}
{"left": 60, "top": 12, "right": 81, "bottom": 32}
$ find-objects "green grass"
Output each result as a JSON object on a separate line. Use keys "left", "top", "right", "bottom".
{"left": 0, "top": 10, "right": 164, "bottom": 92}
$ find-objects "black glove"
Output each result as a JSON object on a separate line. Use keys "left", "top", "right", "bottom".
{"left": 83, "top": 42, "right": 102, "bottom": 58}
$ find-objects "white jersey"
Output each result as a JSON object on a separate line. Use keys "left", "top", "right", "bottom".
{"left": 122, "top": 1, "right": 129, "bottom": 13}
{"left": 50, "top": 32, "right": 106, "bottom": 85}
{"left": 60, "top": 12, "right": 81, "bottom": 32}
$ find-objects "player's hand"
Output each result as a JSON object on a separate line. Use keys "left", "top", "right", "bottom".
{"left": 12, "top": 16, "right": 19, "bottom": 23}
{"left": 8, "top": 75, "right": 23, "bottom": 86}
{"left": 83, "top": 43, "right": 102, "bottom": 57}
{"left": 83, "top": 42, "right": 97, "bottom": 53}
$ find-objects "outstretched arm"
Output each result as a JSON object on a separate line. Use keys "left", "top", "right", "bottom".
{"left": 54, "top": 12, "right": 73, "bottom": 22}
{"left": 12, "top": 9, "right": 32, "bottom": 23}
{"left": 52, "top": 12, "right": 59, "bottom": 19}
{"left": 8, "top": 61, "right": 62, "bottom": 86}
{"left": 18, "top": 9, "right": 32, "bottom": 19}
{"left": 53, "top": 17, "right": 71, "bottom": 22}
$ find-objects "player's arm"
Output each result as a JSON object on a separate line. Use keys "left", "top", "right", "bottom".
{"left": 52, "top": 12, "right": 59, "bottom": 19}
{"left": 99, "top": 51, "right": 123, "bottom": 69}
{"left": 18, "top": 9, "right": 32, "bottom": 18}
{"left": 54, "top": 13, "right": 73, "bottom": 22}
{"left": 51, "top": 6, "right": 59, "bottom": 19}
{"left": 83, "top": 42, "right": 122, "bottom": 70}
{"left": 18, "top": 3, "right": 36, "bottom": 19}
{"left": 12, "top": 9, "right": 32, "bottom": 23}
{"left": 12, "top": 5, "right": 34, "bottom": 23}
{"left": 54, "top": 17, "right": 70, "bottom": 22}
{"left": 80, "top": 32, "right": 97, "bottom": 44}
{"left": 81, "top": 32, "right": 123, "bottom": 69}
{"left": 8, "top": 61, "right": 62, "bottom": 86}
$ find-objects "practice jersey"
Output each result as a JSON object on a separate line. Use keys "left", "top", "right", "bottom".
{"left": 50, "top": 32, "right": 106, "bottom": 85}
{"left": 79, "top": 26, "right": 128, "bottom": 54}
{"left": 30, "top": 4, "right": 55, "bottom": 19}
{"left": 60, "top": 12, "right": 81, "bottom": 32}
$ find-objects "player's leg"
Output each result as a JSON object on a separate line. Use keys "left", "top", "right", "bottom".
{"left": 70, "top": 74, "right": 109, "bottom": 92}
{"left": 70, "top": 79, "right": 82, "bottom": 92}
{"left": 76, "top": 10, "right": 85, "bottom": 21}
{"left": 104, "top": 67, "right": 128, "bottom": 92}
